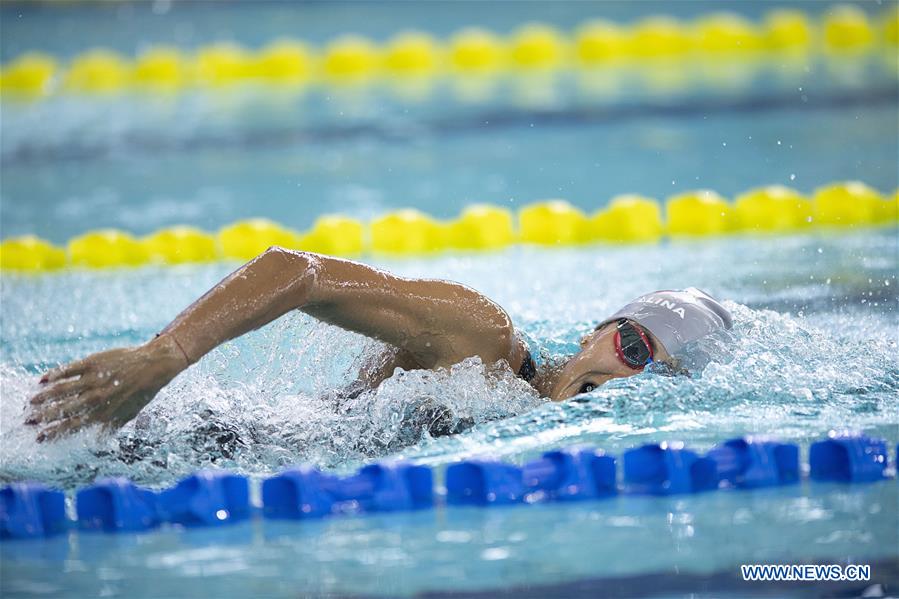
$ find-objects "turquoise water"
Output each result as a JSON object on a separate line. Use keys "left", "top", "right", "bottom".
{"left": 2, "top": 1, "right": 899, "bottom": 597}
{"left": 2, "top": 232, "right": 897, "bottom": 597}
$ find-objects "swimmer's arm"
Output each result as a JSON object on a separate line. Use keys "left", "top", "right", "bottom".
{"left": 161, "top": 246, "right": 525, "bottom": 370}
{"left": 29, "top": 247, "right": 525, "bottom": 440}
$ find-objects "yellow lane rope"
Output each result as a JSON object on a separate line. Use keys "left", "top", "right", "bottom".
{"left": 1, "top": 181, "right": 896, "bottom": 271}
{"left": 1, "top": 6, "right": 897, "bottom": 100}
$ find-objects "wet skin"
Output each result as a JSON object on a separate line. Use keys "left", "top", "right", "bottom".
{"left": 27, "top": 247, "right": 664, "bottom": 441}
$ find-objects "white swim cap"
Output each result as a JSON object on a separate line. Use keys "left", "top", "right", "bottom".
{"left": 598, "top": 288, "right": 733, "bottom": 358}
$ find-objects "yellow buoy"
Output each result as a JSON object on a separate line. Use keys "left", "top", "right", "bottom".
{"left": 322, "top": 35, "right": 380, "bottom": 80}
{"left": 142, "top": 226, "right": 218, "bottom": 264}
{"left": 823, "top": 5, "right": 875, "bottom": 50}
{"left": 68, "top": 229, "right": 147, "bottom": 268}
{"left": 448, "top": 204, "right": 515, "bottom": 250}
{"left": 383, "top": 31, "right": 440, "bottom": 74}
{"left": 812, "top": 181, "right": 884, "bottom": 226}
{"left": 666, "top": 190, "right": 733, "bottom": 236}
{"left": 884, "top": 5, "right": 899, "bottom": 45}
{"left": 629, "top": 17, "right": 693, "bottom": 58}
{"left": 519, "top": 200, "right": 588, "bottom": 245}
{"left": 133, "top": 46, "right": 188, "bottom": 88}
{"left": 890, "top": 189, "right": 899, "bottom": 222}
{"left": 508, "top": 23, "right": 566, "bottom": 69}
{"left": 302, "top": 215, "right": 365, "bottom": 257}
{"left": 590, "top": 195, "right": 663, "bottom": 243}
{"left": 218, "top": 219, "right": 301, "bottom": 260}
{"left": 370, "top": 209, "right": 445, "bottom": 254}
{"left": 694, "top": 13, "right": 763, "bottom": 52}
{"left": 733, "top": 185, "right": 812, "bottom": 232}
{"left": 64, "top": 49, "right": 131, "bottom": 93}
{"left": 448, "top": 27, "right": 504, "bottom": 71}
{"left": 574, "top": 20, "right": 629, "bottom": 64}
{"left": 195, "top": 43, "right": 251, "bottom": 85}
{"left": 253, "top": 39, "right": 313, "bottom": 82}
{"left": 870, "top": 189, "right": 899, "bottom": 223}
{"left": 763, "top": 9, "right": 813, "bottom": 49}
{"left": 0, "top": 236, "right": 66, "bottom": 271}
{"left": 0, "top": 52, "right": 57, "bottom": 97}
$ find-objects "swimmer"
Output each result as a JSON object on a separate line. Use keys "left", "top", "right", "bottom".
{"left": 27, "top": 247, "right": 732, "bottom": 441}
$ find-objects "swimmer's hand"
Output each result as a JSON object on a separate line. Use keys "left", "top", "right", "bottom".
{"left": 26, "top": 335, "right": 187, "bottom": 442}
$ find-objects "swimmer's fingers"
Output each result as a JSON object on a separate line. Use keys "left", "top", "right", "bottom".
{"left": 40, "top": 359, "right": 91, "bottom": 385}
{"left": 28, "top": 391, "right": 102, "bottom": 425}
{"left": 28, "top": 379, "right": 86, "bottom": 407}
{"left": 36, "top": 414, "right": 90, "bottom": 443}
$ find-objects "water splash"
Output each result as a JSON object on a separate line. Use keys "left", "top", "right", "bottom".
{"left": 1, "top": 232, "right": 896, "bottom": 491}
{"left": 401, "top": 301, "right": 898, "bottom": 465}
{"left": 0, "top": 313, "right": 543, "bottom": 488}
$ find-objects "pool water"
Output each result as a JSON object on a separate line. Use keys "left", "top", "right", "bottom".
{"left": 1, "top": 1, "right": 898, "bottom": 597}
{"left": 2, "top": 231, "right": 897, "bottom": 596}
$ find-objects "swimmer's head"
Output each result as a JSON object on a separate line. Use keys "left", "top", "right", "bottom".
{"left": 550, "top": 288, "right": 732, "bottom": 401}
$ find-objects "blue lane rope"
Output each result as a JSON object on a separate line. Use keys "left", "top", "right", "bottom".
{"left": 0, "top": 432, "right": 894, "bottom": 540}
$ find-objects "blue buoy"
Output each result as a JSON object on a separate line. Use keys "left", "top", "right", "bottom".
{"left": 0, "top": 482, "right": 67, "bottom": 539}
{"left": 76, "top": 478, "right": 157, "bottom": 532}
{"left": 340, "top": 462, "right": 433, "bottom": 512}
{"left": 157, "top": 470, "right": 250, "bottom": 526}
{"left": 706, "top": 437, "right": 799, "bottom": 488}
{"left": 263, "top": 467, "right": 338, "bottom": 519}
{"left": 445, "top": 460, "right": 525, "bottom": 506}
{"left": 262, "top": 462, "right": 432, "bottom": 519}
{"left": 623, "top": 442, "right": 718, "bottom": 495}
{"left": 522, "top": 447, "right": 617, "bottom": 501}
{"left": 809, "top": 433, "right": 888, "bottom": 483}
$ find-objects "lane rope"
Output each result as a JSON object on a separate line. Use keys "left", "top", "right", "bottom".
{"left": 0, "top": 432, "right": 894, "bottom": 538}
{"left": 1, "top": 181, "right": 896, "bottom": 272}
{"left": 1, "top": 6, "right": 897, "bottom": 100}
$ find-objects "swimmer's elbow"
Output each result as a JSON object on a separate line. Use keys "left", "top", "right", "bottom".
{"left": 259, "top": 245, "right": 309, "bottom": 262}
{"left": 257, "top": 246, "right": 321, "bottom": 271}
{"left": 251, "top": 246, "right": 321, "bottom": 304}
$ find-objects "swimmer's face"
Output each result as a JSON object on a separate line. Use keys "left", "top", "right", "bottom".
{"left": 550, "top": 321, "right": 670, "bottom": 402}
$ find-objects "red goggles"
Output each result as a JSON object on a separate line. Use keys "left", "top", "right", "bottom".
{"left": 614, "top": 318, "right": 654, "bottom": 370}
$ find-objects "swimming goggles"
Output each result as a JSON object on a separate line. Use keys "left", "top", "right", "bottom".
{"left": 615, "top": 318, "right": 654, "bottom": 370}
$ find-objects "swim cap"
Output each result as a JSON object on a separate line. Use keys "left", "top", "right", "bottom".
{"left": 598, "top": 288, "right": 732, "bottom": 358}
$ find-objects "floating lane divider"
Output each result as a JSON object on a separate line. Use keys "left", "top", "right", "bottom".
{"left": 1, "top": 6, "right": 897, "bottom": 100}
{"left": 0, "top": 432, "right": 895, "bottom": 540}
{"left": 74, "top": 470, "right": 249, "bottom": 532}
{"left": 446, "top": 447, "right": 617, "bottom": 505}
{"left": 0, "top": 181, "right": 897, "bottom": 273}
{"left": 263, "top": 462, "right": 432, "bottom": 519}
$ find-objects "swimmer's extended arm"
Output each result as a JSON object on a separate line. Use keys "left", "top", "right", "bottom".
{"left": 29, "top": 247, "right": 525, "bottom": 440}
{"left": 162, "top": 246, "right": 522, "bottom": 369}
